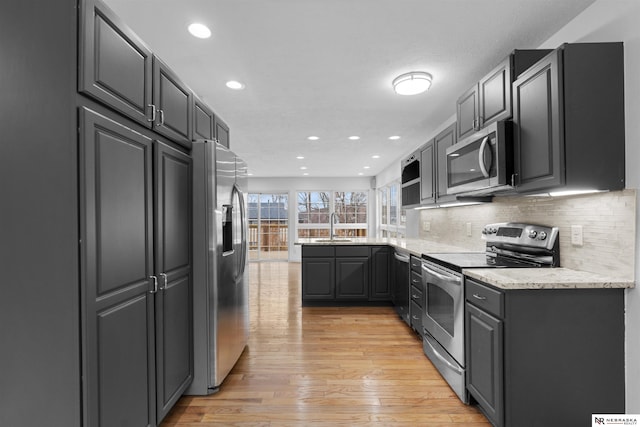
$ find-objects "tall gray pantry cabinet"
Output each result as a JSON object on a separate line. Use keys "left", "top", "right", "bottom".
{"left": 1, "top": 1, "right": 199, "bottom": 426}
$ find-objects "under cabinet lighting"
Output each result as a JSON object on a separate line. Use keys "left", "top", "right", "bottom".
{"left": 188, "top": 23, "right": 211, "bottom": 39}
{"left": 548, "top": 189, "right": 605, "bottom": 197}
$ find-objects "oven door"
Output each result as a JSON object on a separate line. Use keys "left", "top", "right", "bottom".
{"left": 445, "top": 120, "right": 512, "bottom": 195}
{"left": 421, "top": 260, "right": 464, "bottom": 365}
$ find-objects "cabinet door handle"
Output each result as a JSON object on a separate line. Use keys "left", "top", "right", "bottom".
{"left": 147, "top": 104, "right": 156, "bottom": 123}
{"left": 159, "top": 273, "right": 168, "bottom": 291}
{"left": 412, "top": 315, "right": 420, "bottom": 320}
{"left": 472, "top": 293, "right": 487, "bottom": 301}
{"left": 412, "top": 294, "right": 420, "bottom": 299}
{"left": 157, "top": 109, "right": 165, "bottom": 127}
{"left": 149, "top": 275, "right": 158, "bottom": 294}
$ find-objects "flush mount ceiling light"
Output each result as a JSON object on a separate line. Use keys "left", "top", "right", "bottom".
{"left": 188, "top": 23, "right": 211, "bottom": 39}
{"left": 392, "top": 71, "right": 432, "bottom": 95}
{"left": 226, "top": 80, "right": 245, "bottom": 90}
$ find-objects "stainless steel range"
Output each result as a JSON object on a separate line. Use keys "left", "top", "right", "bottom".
{"left": 420, "top": 222, "right": 560, "bottom": 403}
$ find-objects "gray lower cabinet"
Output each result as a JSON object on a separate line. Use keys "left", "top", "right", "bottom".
{"left": 409, "top": 271, "right": 423, "bottom": 336}
{"left": 465, "top": 278, "right": 624, "bottom": 427}
{"left": 302, "top": 246, "right": 336, "bottom": 300}
{"left": 81, "top": 107, "right": 192, "bottom": 426}
{"left": 302, "top": 245, "right": 390, "bottom": 304}
{"left": 370, "top": 246, "right": 392, "bottom": 300}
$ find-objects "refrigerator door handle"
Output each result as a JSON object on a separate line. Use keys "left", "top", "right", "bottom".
{"left": 239, "top": 188, "right": 247, "bottom": 276}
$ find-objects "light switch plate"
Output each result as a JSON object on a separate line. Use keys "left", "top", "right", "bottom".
{"left": 422, "top": 221, "right": 430, "bottom": 232}
{"left": 571, "top": 225, "right": 584, "bottom": 246}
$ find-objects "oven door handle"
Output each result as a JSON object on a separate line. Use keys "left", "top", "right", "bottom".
{"left": 424, "top": 335, "right": 464, "bottom": 375}
{"left": 422, "top": 263, "right": 460, "bottom": 283}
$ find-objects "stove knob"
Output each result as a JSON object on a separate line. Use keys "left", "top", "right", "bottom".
{"left": 538, "top": 231, "right": 547, "bottom": 240}
{"left": 528, "top": 230, "right": 537, "bottom": 239}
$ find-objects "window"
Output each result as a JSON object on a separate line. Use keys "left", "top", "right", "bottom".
{"left": 248, "top": 193, "right": 289, "bottom": 261}
{"left": 378, "top": 181, "right": 405, "bottom": 238}
{"left": 297, "top": 190, "right": 368, "bottom": 238}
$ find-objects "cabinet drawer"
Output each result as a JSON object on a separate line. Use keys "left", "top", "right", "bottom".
{"left": 410, "top": 271, "right": 422, "bottom": 289}
{"left": 410, "top": 285, "right": 423, "bottom": 307}
{"left": 466, "top": 279, "right": 504, "bottom": 318}
{"left": 410, "top": 255, "right": 422, "bottom": 272}
{"left": 335, "top": 246, "right": 369, "bottom": 257}
{"left": 302, "top": 246, "right": 335, "bottom": 257}
{"left": 410, "top": 300, "right": 424, "bottom": 333}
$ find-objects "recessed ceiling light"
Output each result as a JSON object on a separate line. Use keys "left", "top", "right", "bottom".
{"left": 389, "top": 136, "right": 401, "bottom": 140}
{"left": 392, "top": 71, "right": 432, "bottom": 95}
{"left": 363, "top": 166, "right": 370, "bottom": 169}
{"left": 372, "top": 155, "right": 380, "bottom": 159}
{"left": 303, "top": 172, "right": 309, "bottom": 176}
{"left": 247, "top": 173, "right": 254, "bottom": 176}
{"left": 300, "top": 166, "right": 307, "bottom": 170}
{"left": 188, "top": 23, "right": 211, "bottom": 39}
{"left": 296, "top": 156, "right": 305, "bottom": 159}
{"left": 348, "top": 136, "right": 360, "bottom": 140}
{"left": 307, "top": 136, "right": 319, "bottom": 141}
{"left": 226, "top": 80, "right": 245, "bottom": 90}
{"left": 358, "top": 172, "right": 364, "bottom": 176}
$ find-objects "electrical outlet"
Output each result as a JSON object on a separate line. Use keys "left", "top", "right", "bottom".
{"left": 571, "top": 225, "right": 584, "bottom": 246}
{"left": 422, "top": 221, "right": 431, "bottom": 232}
{"left": 466, "top": 222, "right": 472, "bottom": 237}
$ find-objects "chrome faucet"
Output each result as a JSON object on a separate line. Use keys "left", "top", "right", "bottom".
{"left": 330, "top": 212, "right": 337, "bottom": 239}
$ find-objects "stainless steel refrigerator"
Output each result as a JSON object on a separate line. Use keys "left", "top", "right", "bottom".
{"left": 188, "top": 139, "right": 249, "bottom": 395}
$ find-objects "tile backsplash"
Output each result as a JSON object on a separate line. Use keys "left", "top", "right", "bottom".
{"left": 418, "top": 189, "right": 636, "bottom": 280}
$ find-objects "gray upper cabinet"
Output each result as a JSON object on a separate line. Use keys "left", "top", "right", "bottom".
{"left": 513, "top": 43, "right": 625, "bottom": 194}
{"left": 215, "top": 115, "right": 230, "bottom": 148}
{"left": 456, "top": 50, "right": 551, "bottom": 142}
{"left": 419, "top": 123, "right": 457, "bottom": 206}
{"left": 456, "top": 86, "right": 479, "bottom": 141}
{"left": 79, "top": 0, "right": 153, "bottom": 127}
{"left": 81, "top": 0, "right": 194, "bottom": 148}
{"left": 457, "top": 56, "right": 511, "bottom": 141}
{"left": 419, "top": 140, "right": 435, "bottom": 204}
{"left": 434, "top": 123, "right": 457, "bottom": 204}
{"left": 193, "top": 95, "right": 215, "bottom": 140}
{"left": 152, "top": 56, "right": 193, "bottom": 146}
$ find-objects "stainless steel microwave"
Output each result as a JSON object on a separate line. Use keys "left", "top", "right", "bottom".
{"left": 445, "top": 120, "right": 513, "bottom": 196}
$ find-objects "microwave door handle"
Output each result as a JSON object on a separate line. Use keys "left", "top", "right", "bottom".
{"left": 478, "top": 136, "right": 491, "bottom": 178}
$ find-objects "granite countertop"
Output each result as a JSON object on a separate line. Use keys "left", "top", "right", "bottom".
{"left": 463, "top": 267, "right": 635, "bottom": 290}
{"left": 295, "top": 237, "right": 471, "bottom": 258}
{"left": 297, "top": 237, "right": 636, "bottom": 290}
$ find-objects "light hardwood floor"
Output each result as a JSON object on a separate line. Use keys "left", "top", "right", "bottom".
{"left": 161, "top": 262, "right": 491, "bottom": 426}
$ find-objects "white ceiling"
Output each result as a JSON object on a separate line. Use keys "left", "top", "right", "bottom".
{"left": 103, "top": 0, "right": 595, "bottom": 178}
